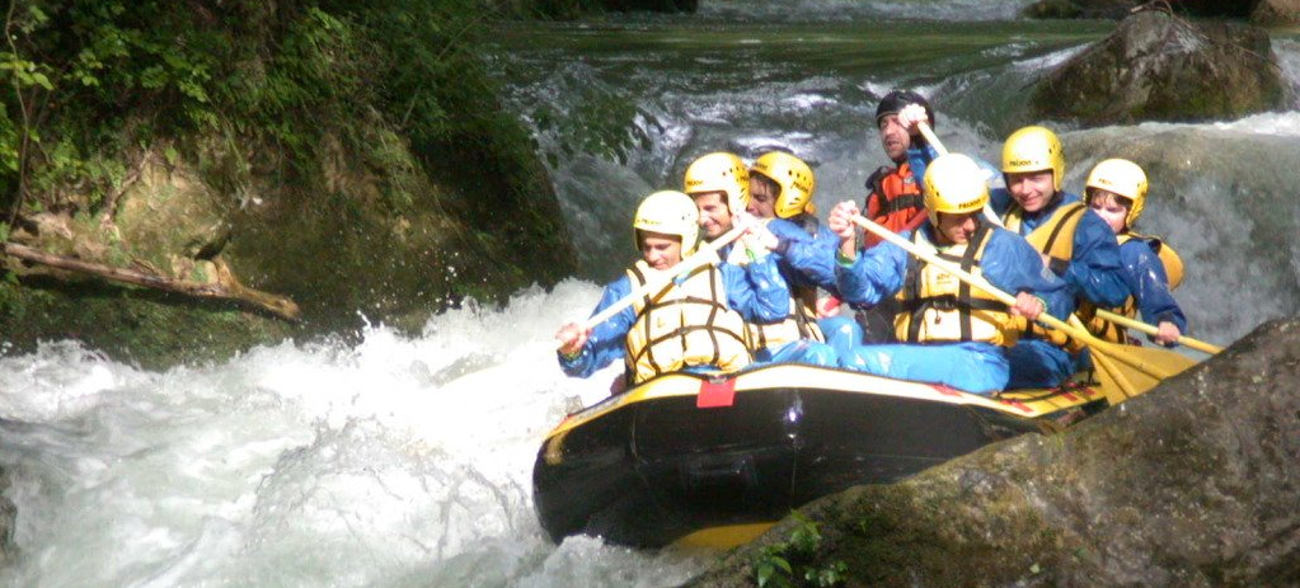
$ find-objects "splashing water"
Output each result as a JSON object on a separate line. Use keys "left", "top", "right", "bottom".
{"left": 0, "top": 282, "right": 712, "bottom": 586}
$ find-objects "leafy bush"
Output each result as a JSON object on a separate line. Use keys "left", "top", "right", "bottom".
{"left": 0, "top": 0, "right": 494, "bottom": 225}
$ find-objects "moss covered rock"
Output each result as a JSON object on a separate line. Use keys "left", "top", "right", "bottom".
{"left": 688, "top": 317, "right": 1300, "bottom": 586}
{"left": 1031, "top": 11, "right": 1287, "bottom": 124}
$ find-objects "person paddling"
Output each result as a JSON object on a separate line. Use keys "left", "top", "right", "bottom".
{"left": 1080, "top": 158, "right": 1188, "bottom": 347}
{"left": 991, "top": 126, "right": 1130, "bottom": 389}
{"left": 555, "top": 190, "right": 788, "bottom": 388}
{"left": 731, "top": 150, "right": 841, "bottom": 367}
{"left": 827, "top": 153, "right": 1070, "bottom": 395}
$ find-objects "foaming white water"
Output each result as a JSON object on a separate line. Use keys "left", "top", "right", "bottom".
{"left": 1275, "top": 38, "right": 1300, "bottom": 99}
{"left": 0, "top": 281, "right": 710, "bottom": 586}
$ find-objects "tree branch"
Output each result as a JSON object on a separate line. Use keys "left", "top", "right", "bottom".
{"left": 2, "top": 242, "right": 301, "bottom": 321}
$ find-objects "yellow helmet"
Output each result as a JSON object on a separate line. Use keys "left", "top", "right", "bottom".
{"left": 633, "top": 190, "right": 701, "bottom": 255}
{"left": 750, "top": 151, "right": 816, "bottom": 219}
{"left": 1086, "top": 158, "right": 1149, "bottom": 228}
{"left": 683, "top": 152, "right": 750, "bottom": 213}
{"left": 923, "top": 153, "right": 990, "bottom": 226}
{"left": 1001, "top": 125, "right": 1065, "bottom": 192}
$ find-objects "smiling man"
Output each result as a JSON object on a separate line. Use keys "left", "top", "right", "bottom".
{"left": 990, "top": 125, "right": 1130, "bottom": 389}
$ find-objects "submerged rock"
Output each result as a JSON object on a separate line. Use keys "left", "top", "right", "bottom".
{"left": 687, "top": 317, "right": 1300, "bottom": 586}
{"left": 1031, "top": 11, "right": 1287, "bottom": 124}
{"left": 1252, "top": 0, "right": 1300, "bottom": 25}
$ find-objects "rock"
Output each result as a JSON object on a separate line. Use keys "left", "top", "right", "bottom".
{"left": 1022, "top": 0, "right": 1123, "bottom": 19}
{"left": 1031, "top": 11, "right": 1287, "bottom": 124}
{"left": 1023, "top": 1, "right": 1258, "bottom": 19}
{"left": 1253, "top": 0, "right": 1300, "bottom": 25}
{"left": 0, "top": 466, "right": 13, "bottom": 567}
{"left": 687, "top": 317, "right": 1300, "bottom": 586}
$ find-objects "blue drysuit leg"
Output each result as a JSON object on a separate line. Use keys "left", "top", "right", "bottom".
{"left": 754, "top": 339, "right": 840, "bottom": 368}
{"left": 1005, "top": 339, "right": 1073, "bottom": 389}
{"left": 817, "top": 316, "right": 861, "bottom": 362}
{"left": 838, "top": 341, "right": 1010, "bottom": 395}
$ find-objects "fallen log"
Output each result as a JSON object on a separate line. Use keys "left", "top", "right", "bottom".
{"left": 2, "top": 242, "right": 300, "bottom": 321}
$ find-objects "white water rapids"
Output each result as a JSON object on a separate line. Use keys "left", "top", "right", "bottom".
{"left": 4, "top": 5, "right": 1300, "bottom": 586}
{"left": 0, "top": 282, "right": 711, "bottom": 586}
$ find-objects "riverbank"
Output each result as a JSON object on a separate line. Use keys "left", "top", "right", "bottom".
{"left": 0, "top": 1, "right": 576, "bottom": 369}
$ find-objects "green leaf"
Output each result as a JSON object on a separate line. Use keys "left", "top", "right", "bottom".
{"left": 30, "top": 72, "right": 53, "bottom": 91}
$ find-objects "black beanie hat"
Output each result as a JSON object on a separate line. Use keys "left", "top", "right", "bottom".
{"left": 875, "top": 90, "right": 935, "bottom": 128}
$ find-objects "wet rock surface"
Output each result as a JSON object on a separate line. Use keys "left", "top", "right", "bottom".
{"left": 1024, "top": 0, "right": 1260, "bottom": 19}
{"left": 688, "top": 317, "right": 1300, "bottom": 586}
{"left": 1031, "top": 11, "right": 1287, "bottom": 124}
{"left": 1252, "top": 0, "right": 1300, "bottom": 25}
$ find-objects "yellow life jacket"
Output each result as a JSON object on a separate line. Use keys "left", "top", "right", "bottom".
{"left": 742, "top": 216, "right": 826, "bottom": 350}
{"left": 624, "top": 259, "right": 752, "bottom": 384}
{"left": 892, "top": 225, "right": 1020, "bottom": 346}
{"left": 1003, "top": 201, "right": 1089, "bottom": 351}
{"left": 1079, "top": 232, "right": 1185, "bottom": 344}
{"left": 1002, "top": 200, "right": 1088, "bottom": 275}
{"left": 746, "top": 286, "right": 825, "bottom": 351}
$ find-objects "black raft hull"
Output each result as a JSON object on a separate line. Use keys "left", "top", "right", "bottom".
{"left": 533, "top": 364, "right": 1108, "bottom": 548}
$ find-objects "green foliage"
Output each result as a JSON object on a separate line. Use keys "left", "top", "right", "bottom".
{"left": 0, "top": 0, "right": 502, "bottom": 223}
{"left": 752, "top": 514, "right": 849, "bottom": 587}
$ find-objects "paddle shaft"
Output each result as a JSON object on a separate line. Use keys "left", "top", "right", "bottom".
{"left": 1094, "top": 308, "right": 1223, "bottom": 354}
{"left": 578, "top": 224, "right": 747, "bottom": 331}
{"left": 916, "top": 120, "right": 948, "bottom": 156}
{"left": 847, "top": 215, "right": 1174, "bottom": 379}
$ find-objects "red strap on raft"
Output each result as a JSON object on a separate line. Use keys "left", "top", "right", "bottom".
{"left": 697, "top": 376, "right": 737, "bottom": 408}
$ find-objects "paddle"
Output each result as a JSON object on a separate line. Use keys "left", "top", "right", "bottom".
{"left": 570, "top": 223, "right": 748, "bottom": 335}
{"left": 914, "top": 119, "right": 1004, "bottom": 228}
{"left": 1093, "top": 309, "right": 1223, "bottom": 354}
{"left": 916, "top": 120, "right": 948, "bottom": 157}
{"left": 847, "top": 214, "right": 1197, "bottom": 393}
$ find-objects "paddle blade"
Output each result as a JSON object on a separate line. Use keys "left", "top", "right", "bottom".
{"left": 1090, "top": 342, "right": 1198, "bottom": 401}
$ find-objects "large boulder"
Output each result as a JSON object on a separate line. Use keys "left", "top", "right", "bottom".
{"left": 1023, "top": 0, "right": 1258, "bottom": 19}
{"left": 1031, "top": 10, "right": 1288, "bottom": 124}
{"left": 1252, "top": 0, "right": 1300, "bottom": 24}
{"left": 688, "top": 317, "right": 1300, "bottom": 586}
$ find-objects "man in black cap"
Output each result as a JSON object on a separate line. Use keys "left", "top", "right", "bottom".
{"left": 862, "top": 90, "right": 937, "bottom": 248}
{"left": 837, "top": 90, "right": 938, "bottom": 345}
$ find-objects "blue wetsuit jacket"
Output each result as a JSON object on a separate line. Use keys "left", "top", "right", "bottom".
{"left": 1120, "top": 237, "right": 1188, "bottom": 335}
{"left": 989, "top": 189, "right": 1129, "bottom": 309}
{"left": 768, "top": 215, "right": 840, "bottom": 297}
{"left": 558, "top": 255, "right": 789, "bottom": 378}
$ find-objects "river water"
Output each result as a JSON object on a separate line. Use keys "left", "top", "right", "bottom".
{"left": 2, "top": 4, "right": 1298, "bottom": 586}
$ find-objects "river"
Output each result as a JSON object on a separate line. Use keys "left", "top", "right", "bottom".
{"left": 2, "top": 3, "right": 1298, "bottom": 586}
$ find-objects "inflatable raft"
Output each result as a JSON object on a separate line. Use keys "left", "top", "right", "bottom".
{"left": 532, "top": 363, "right": 1120, "bottom": 548}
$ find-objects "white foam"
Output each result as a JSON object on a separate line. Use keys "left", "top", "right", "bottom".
{"left": 0, "top": 282, "right": 706, "bottom": 586}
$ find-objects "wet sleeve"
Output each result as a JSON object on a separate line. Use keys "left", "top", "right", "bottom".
{"left": 558, "top": 277, "right": 635, "bottom": 378}
{"left": 905, "top": 144, "right": 939, "bottom": 192}
{"left": 981, "top": 230, "right": 1072, "bottom": 320}
{"left": 723, "top": 257, "right": 791, "bottom": 323}
{"left": 1123, "top": 241, "right": 1188, "bottom": 336}
{"left": 1066, "top": 210, "right": 1131, "bottom": 308}
{"left": 834, "top": 236, "right": 907, "bottom": 307}
{"left": 770, "top": 220, "right": 839, "bottom": 295}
